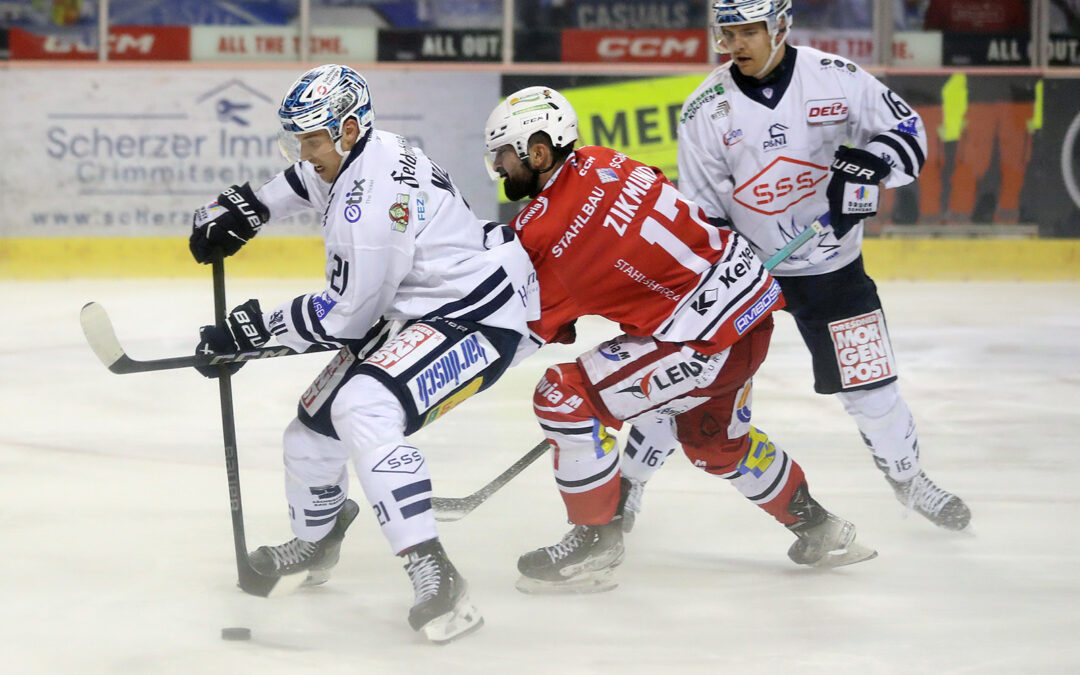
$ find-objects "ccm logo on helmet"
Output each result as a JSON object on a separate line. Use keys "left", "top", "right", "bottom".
{"left": 805, "top": 98, "right": 849, "bottom": 125}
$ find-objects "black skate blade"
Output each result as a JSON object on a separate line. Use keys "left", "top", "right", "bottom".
{"left": 237, "top": 564, "right": 308, "bottom": 598}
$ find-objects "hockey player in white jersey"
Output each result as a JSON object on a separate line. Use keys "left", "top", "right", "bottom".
{"left": 622, "top": 0, "right": 971, "bottom": 533}
{"left": 187, "top": 65, "right": 537, "bottom": 643}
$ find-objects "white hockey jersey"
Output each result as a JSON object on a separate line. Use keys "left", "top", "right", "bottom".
{"left": 678, "top": 46, "right": 927, "bottom": 276}
{"left": 252, "top": 129, "right": 537, "bottom": 353}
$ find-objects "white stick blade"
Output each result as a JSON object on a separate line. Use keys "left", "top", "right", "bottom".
{"left": 80, "top": 302, "right": 125, "bottom": 369}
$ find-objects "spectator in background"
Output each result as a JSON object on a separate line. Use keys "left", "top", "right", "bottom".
{"left": 795, "top": 0, "right": 872, "bottom": 29}
{"left": 1050, "top": 0, "right": 1080, "bottom": 34}
{"left": 894, "top": 0, "right": 929, "bottom": 30}
{"left": 924, "top": 0, "right": 1028, "bottom": 33}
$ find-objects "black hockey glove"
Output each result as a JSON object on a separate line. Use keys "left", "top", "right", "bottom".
{"left": 825, "top": 147, "right": 891, "bottom": 239}
{"left": 193, "top": 299, "right": 271, "bottom": 378}
{"left": 189, "top": 183, "right": 270, "bottom": 264}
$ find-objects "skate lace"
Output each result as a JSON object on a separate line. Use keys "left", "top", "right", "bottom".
{"left": 904, "top": 472, "right": 953, "bottom": 516}
{"left": 406, "top": 553, "right": 442, "bottom": 602}
{"left": 267, "top": 538, "right": 318, "bottom": 569}
{"left": 546, "top": 526, "right": 588, "bottom": 563}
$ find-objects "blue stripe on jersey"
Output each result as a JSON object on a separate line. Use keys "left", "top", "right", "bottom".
{"left": 391, "top": 479, "right": 432, "bottom": 502}
{"left": 284, "top": 164, "right": 309, "bottom": 202}
{"left": 305, "top": 296, "right": 344, "bottom": 347}
{"left": 624, "top": 425, "right": 646, "bottom": 458}
{"left": 431, "top": 268, "right": 508, "bottom": 318}
{"left": 555, "top": 457, "right": 618, "bottom": 489}
{"left": 305, "top": 514, "right": 339, "bottom": 527}
{"left": 453, "top": 284, "right": 515, "bottom": 323}
{"left": 290, "top": 295, "right": 337, "bottom": 349}
{"left": 400, "top": 498, "right": 432, "bottom": 519}
{"left": 303, "top": 505, "right": 342, "bottom": 518}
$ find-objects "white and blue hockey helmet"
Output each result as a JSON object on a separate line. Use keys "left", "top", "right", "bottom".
{"left": 483, "top": 86, "right": 578, "bottom": 177}
{"left": 277, "top": 64, "right": 374, "bottom": 162}
{"left": 711, "top": 0, "right": 793, "bottom": 53}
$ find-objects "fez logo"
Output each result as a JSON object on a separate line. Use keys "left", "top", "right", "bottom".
{"left": 829, "top": 310, "right": 896, "bottom": 388}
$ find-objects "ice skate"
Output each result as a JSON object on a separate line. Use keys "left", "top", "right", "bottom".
{"left": 403, "top": 538, "right": 483, "bottom": 644}
{"left": 785, "top": 485, "right": 876, "bottom": 568}
{"left": 516, "top": 521, "right": 625, "bottom": 594}
{"left": 787, "top": 512, "right": 878, "bottom": 568}
{"left": 888, "top": 471, "right": 971, "bottom": 531}
{"left": 248, "top": 499, "right": 360, "bottom": 586}
{"left": 619, "top": 476, "right": 645, "bottom": 533}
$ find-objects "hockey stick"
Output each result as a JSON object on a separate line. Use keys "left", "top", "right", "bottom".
{"left": 79, "top": 302, "right": 337, "bottom": 375}
{"left": 762, "top": 212, "right": 829, "bottom": 271}
{"left": 428, "top": 213, "right": 830, "bottom": 522}
{"left": 208, "top": 254, "right": 308, "bottom": 598}
{"left": 432, "top": 439, "right": 551, "bottom": 522}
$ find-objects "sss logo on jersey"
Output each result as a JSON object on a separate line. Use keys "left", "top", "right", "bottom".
{"left": 805, "top": 98, "right": 849, "bottom": 125}
{"left": 734, "top": 157, "right": 829, "bottom": 215}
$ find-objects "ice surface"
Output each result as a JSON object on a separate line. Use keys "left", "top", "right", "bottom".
{"left": 2, "top": 279, "right": 1078, "bottom": 674}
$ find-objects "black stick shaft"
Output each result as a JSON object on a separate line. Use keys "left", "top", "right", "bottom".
{"left": 212, "top": 254, "right": 250, "bottom": 584}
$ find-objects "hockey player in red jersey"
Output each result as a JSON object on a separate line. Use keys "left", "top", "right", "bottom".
{"left": 484, "top": 86, "right": 876, "bottom": 593}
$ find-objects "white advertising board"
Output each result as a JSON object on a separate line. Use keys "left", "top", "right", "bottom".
{"left": 190, "top": 26, "right": 378, "bottom": 62}
{"left": 1, "top": 67, "right": 499, "bottom": 236}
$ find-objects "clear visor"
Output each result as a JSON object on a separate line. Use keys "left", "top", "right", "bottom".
{"left": 710, "top": 24, "right": 734, "bottom": 54}
{"left": 277, "top": 129, "right": 302, "bottom": 164}
{"left": 484, "top": 144, "right": 518, "bottom": 182}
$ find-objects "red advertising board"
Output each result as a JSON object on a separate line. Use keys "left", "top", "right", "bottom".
{"left": 562, "top": 29, "right": 708, "bottom": 63}
{"left": 10, "top": 26, "right": 190, "bottom": 60}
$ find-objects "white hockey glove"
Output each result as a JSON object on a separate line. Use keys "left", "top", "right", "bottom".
{"left": 194, "top": 299, "right": 271, "bottom": 378}
{"left": 189, "top": 183, "right": 270, "bottom": 264}
{"left": 825, "top": 147, "right": 891, "bottom": 239}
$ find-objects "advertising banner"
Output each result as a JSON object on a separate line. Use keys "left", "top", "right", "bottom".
{"left": 190, "top": 26, "right": 377, "bottom": 62}
{"left": 787, "top": 29, "right": 876, "bottom": 63}
{"left": 561, "top": 29, "right": 708, "bottom": 63}
{"left": 1048, "top": 35, "right": 1080, "bottom": 66}
{"left": 8, "top": 26, "right": 190, "bottom": 60}
{"left": 1, "top": 67, "right": 499, "bottom": 237}
{"left": 941, "top": 33, "right": 1031, "bottom": 66}
{"left": 377, "top": 30, "right": 502, "bottom": 62}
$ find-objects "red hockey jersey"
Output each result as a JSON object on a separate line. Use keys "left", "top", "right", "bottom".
{"left": 511, "top": 145, "right": 784, "bottom": 354}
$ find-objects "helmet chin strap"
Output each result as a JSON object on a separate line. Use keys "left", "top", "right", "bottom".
{"left": 751, "top": 34, "right": 786, "bottom": 79}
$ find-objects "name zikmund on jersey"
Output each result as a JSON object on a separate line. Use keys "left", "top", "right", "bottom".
{"left": 602, "top": 165, "right": 658, "bottom": 236}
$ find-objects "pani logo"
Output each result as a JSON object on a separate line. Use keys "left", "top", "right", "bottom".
{"left": 734, "top": 157, "right": 828, "bottom": 215}
{"left": 805, "top": 98, "right": 850, "bottom": 125}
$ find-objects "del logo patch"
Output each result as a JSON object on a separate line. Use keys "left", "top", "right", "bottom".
{"left": 829, "top": 310, "right": 896, "bottom": 388}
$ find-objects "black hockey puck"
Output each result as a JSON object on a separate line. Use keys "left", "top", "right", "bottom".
{"left": 221, "top": 627, "right": 251, "bottom": 641}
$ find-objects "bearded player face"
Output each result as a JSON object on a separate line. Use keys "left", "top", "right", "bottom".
{"left": 490, "top": 145, "right": 542, "bottom": 201}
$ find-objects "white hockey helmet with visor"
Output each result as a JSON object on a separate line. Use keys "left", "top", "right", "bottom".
{"left": 712, "top": 0, "right": 793, "bottom": 77}
{"left": 483, "top": 86, "right": 578, "bottom": 179}
{"left": 277, "top": 64, "right": 374, "bottom": 163}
